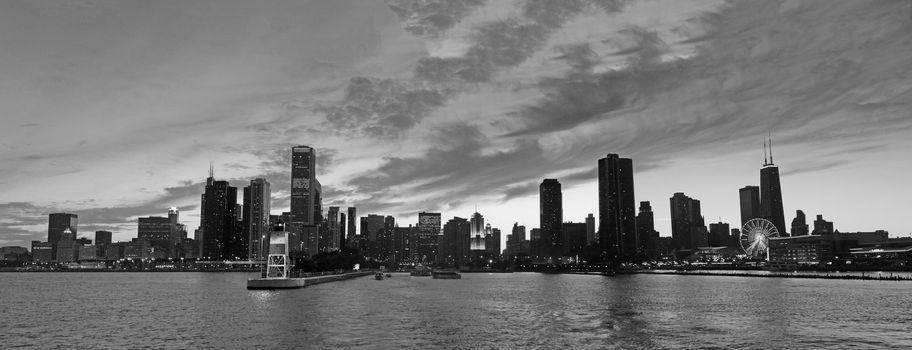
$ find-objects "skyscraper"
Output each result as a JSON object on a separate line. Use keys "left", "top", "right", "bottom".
{"left": 441, "top": 217, "right": 470, "bottom": 266}
{"left": 585, "top": 213, "right": 595, "bottom": 246}
{"left": 347, "top": 207, "right": 357, "bottom": 239}
{"left": 416, "top": 212, "right": 441, "bottom": 264}
{"left": 339, "top": 212, "right": 347, "bottom": 248}
{"left": 636, "top": 201, "right": 657, "bottom": 257}
{"left": 168, "top": 207, "right": 187, "bottom": 243}
{"left": 361, "top": 214, "right": 386, "bottom": 242}
{"left": 244, "top": 178, "right": 271, "bottom": 260}
{"left": 738, "top": 186, "right": 760, "bottom": 227}
{"left": 469, "top": 212, "right": 485, "bottom": 252}
{"left": 708, "top": 222, "right": 730, "bottom": 247}
{"left": 539, "top": 179, "right": 563, "bottom": 260}
{"left": 812, "top": 214, "right": 834, "bottom": 235}
{"left": 505, "top": 223, "right": 528, "bottom": 259}
{"left": 485, "top": 225, "right": 501, "bottom": 259}
{"left": 138, "top": 216, "right": 171, "bottom": 254}
{"left": 561, "top": 222, "right": 587, "bottom": 258}
{"left": 791, "top": 210, "right": 809, "bottom": 236}
{"left": 48, "top": 213, "right": 78, "bottom": 244}
{"left": 200, "top": 166, "right": 238, "bottom": 260}
{"left": 760, "top": 136, "right": 786, "bottom": 236}
{"left": 95, "top": 231, "right": 112, "bottom": 246}
{"left": 598, "top": 154, "right": 637, "bottom": 262}
{"left": 323, "top": 206, "right": 340, "bottom": 252}
{"left": 290, "top": 145, "right": 322, "bottom": 255}
{"left": 669, "top": 192, "right": 706, "bottom": 250}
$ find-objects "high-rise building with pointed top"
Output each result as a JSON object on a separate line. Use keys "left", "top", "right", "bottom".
{"left": 760, "top": 135, "right": 786, "bottom": 236}
{"left": 469, "top": 212, "right": 485, "bottom": 252}
{"left": 598, "top": 154, "right": 637, "bottom": 262}
{"left": 200, "top": 166, "right": 238, "bottom": 260}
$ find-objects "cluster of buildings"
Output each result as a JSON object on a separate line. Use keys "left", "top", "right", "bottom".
{"left": 4, "top": 139, "right": 910, "bottom": 270}
{"left": 26, "top": 210, "right": 192, "bottom": 264}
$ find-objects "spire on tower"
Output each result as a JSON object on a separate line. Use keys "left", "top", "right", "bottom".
{"left": 768, "top": 132, "right": 774, "bottom": 165}
{"left": 763, "top": 139, "right": 768, "bottom": 165}
{"left": 209, "top": 161, "right": 214, "bottom": 178}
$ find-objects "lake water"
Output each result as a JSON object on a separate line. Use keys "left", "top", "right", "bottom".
{"left": 2, "top": 272, "right": 910, "bottom": 349}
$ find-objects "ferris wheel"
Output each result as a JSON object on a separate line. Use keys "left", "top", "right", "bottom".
{"left": 740, "top": 218, "right": 779, "bottom": 259}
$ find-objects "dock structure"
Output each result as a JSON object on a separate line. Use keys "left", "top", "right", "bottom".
{"left": 247, "top": 222, "right": 304, "bottom": 289}
{"left": 246, "top": 222, "right": 372, "bottom": 289}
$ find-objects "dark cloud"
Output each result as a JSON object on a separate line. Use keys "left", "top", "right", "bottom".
{"left": 521, "top": 0, "right": 588, "bottom": 29}
{"left": 323, "top": 0, "right": 636, "bottom": 138}
{"left": 320, "top": 77, "right": 448, "bottom": 138}
{"left": 502, "top": 26, "right": 675, "bottom": 137}
{"left": 386, "top": 0, "right": 487, "bottom": 38}
{"left": 554, "top": 43, "right": 601, "bottom": 73}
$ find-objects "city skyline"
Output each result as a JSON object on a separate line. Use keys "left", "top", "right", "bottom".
{"left": 3, "top": 0, "right": 912, "bottom": 250}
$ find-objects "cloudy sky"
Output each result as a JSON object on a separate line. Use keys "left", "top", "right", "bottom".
{"left": 2, "top": 0, "right": 911, "bottom": 249}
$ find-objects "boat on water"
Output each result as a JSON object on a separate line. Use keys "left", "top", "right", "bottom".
{"left": 410, "top": 265, "right": 432, "bottom": 277}
{"left": 374, "top": 272, "right": 385, "bottom": 280}
{"left": 432, "top": 270, "right": 462, "bottom": 279}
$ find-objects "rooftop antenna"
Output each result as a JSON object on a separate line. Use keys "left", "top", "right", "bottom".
{"left": 763, "top": 138, "right": 768, "bottom": 165}
{"left": 209, "top": 161, "right": 214, "bottom": 178}
{"left": 768, "top": 132, "right": 774, "bottom": 165}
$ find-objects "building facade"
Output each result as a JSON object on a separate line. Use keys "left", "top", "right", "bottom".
{"left": 598, "top": 154, "right": 637, "bottom": 262}
{"left": 791, "top": 210, "right": 809, "bottom": 236}
{"left": 200, "top": 168, "right": 238, "bottom": 260}
{"left": 670, "top": 192, "right": 707, "bottom": 250}
{"left": 738, "top": 186, "right": 760, "bottom": 227}
{"left": 416, "top": 212, "right": 441, "bottom": 264}
{"left": 347, "top": 207, "right": 357, "bottom": 240}
{"left": 244, "top": 178, "right": 271, "bottom": 260}
{"left": 539, "top": 179, "right": 563, "bottom": 260}
{"left": 636, "top": 201, "right": 658, "bottom": 259}
{"left": 760, "top": 139, "right": 786, "bottom": 236}
{"left": 290, "top": 145, "right": 322, "bottom": 256}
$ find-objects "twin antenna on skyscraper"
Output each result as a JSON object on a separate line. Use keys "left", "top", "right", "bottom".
{"left": 763, "top": 133, "right": 774, "bottom": 166}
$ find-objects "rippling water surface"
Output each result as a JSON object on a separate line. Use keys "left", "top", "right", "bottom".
{"left": 2, "top": 272, "right": 911, "bottom": 349}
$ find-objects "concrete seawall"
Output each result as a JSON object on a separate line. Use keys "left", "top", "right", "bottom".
{"left": 304, "top": 271, "right": 374, "bottom": 286}
{"left": 247, "top": 271, "right": 373, "bottom": 290}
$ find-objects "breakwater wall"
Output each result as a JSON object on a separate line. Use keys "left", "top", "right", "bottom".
{"left": 304, "top": 271, "right": 373, "bottom": 286}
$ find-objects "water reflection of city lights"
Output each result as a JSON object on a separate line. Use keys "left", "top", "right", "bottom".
{"left": 250, "top": 290, "right": 279, "bottom": 310}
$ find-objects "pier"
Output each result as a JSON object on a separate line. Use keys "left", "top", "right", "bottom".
{"left": 246, "top": 271, "right": 373, "bottom": 290}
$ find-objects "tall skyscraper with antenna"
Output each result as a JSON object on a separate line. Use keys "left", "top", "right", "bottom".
{"left": 760, "top": 135, "right": 786, "bottom": 236}
{"left": 200, "top": 164, "right": 238, "bottom": 260}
